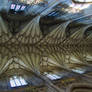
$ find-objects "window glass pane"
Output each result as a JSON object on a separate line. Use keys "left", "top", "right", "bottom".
{"left": 15, "top": 5, "right": 21, "bottom": 11}
{"left": 11, "top": 4, "right": 16, "bottom": 9}
{"left": 20, "top": 6, "right": 26, "bottom": 10}
{"left": 52, "top": 74, "right": 61, "bottom": 79}
{"left": 47, "top": 74, "right": 55, "bottom": 80}
{"left": 10, "top": 78, "right": 16, "bottom": 87}
{"left": 19, "top": 77, "right": 27, "bottom": 85}
{"left": 14, "top": 78, "right": 21, "bottom": 86}
{"left": 72, "top": 69, "right": 85, "bottom": 74}
{"left": 46, "top": 74, "right": 61, "bottom": 80}
{"left": 10, "top": 76, "right": 27, "bottom": 87}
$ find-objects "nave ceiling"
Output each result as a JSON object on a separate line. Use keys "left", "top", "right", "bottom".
{"left": 0, "top": 0, "right": 92, "bottom": 91}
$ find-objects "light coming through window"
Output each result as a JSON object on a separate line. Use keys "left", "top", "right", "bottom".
{"left": 44, "top": 72, "right": 61, "bottom": 80}
{"left": 72, "top": 69, "right": 85, "bottom": 74}
{"left": 10, "top": 76, "right": 27, "bottom": 87}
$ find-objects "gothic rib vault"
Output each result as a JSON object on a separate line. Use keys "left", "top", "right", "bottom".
{"left": 0, "top": 0, "right": 92, "bottom": 92}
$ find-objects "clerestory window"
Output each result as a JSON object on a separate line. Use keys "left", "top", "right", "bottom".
{"left": 10, "top": 76, "right": 27, "bottom": 87}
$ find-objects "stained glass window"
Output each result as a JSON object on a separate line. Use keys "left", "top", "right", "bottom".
{"left": 11, "top": 4, "right": 16, "bottom": 9}
{"left": 10, "top": 76, "right": 27, "bottom": 87}
{"left": 44, "top": 72, "right": 61, "bottom": 80}
{"left": 20, "top": 5, "right": 26, "bottom": 10}
{"left": 72, "top": 69, "right": 85, "bottom": 74}
{"left": 15, "top": 5, "right": 21, "bottom": 11}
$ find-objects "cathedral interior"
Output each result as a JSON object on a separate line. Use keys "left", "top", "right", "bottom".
{"left": 0, "top": 0, "right": 92, "bottom": 92}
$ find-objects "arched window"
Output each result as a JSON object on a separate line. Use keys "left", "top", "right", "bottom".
{"left": 72, "top": 69, "right": 85, "bottom": 74}
{"left": 44, "top": 72, "right": 61, "bottom": 80}
{"left": 10, "top": 76, "right": 27, "bottom": 87}
{"left": 10, "top": 4, "right": 26, "bottom": 11}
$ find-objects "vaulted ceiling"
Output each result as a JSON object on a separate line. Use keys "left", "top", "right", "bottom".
{"left": 0, "top": 0, "right": 92, "bottom": 90}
